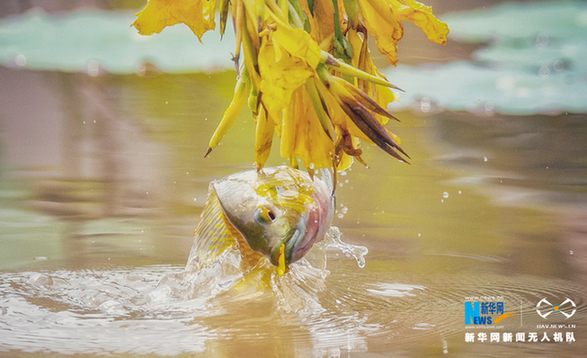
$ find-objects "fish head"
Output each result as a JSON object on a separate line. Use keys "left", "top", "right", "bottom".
{"left": 213, "top": 166, "right": 334, "bottom": 267}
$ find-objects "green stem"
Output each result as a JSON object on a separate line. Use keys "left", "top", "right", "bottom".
{"left": 332, "top": 0, "right": 343, "bottom": 44}
{"left": 288, "top": 2, "right": 304, "bottom": 28}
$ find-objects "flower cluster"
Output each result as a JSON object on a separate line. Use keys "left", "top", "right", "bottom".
{"left": 132, "top": 0, "right": 448, "bottom": 172}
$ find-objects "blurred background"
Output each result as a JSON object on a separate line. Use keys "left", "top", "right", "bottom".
{"left": 0, "top": 0, "right": 586, "bottom": 356}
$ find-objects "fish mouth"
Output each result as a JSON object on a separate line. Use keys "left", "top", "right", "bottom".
{"left": 270, "top": 228, "right": 298, "bottom": 267}
{"left": 269, "top": 218, "right": 311, "bottom": 267}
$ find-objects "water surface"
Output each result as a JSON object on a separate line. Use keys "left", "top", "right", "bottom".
{"left": 1, "top": 67, "right": 585, "bottom": 357}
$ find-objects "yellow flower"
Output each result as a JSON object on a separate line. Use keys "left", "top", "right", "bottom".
{"left": 132, "top": 0, "right": 215, "bottom": 41}
{"left": 389, "top": 0, "right": 449, "bottom": 45}
{"left": 257, "top": 16, "right": 320, "bottom": 120}
{"left": 132, "top": 0, "right": 448, "bottom": 172}
{"left": 357, "top": 0, "right": 449, "bottom": 65}
{"left": 356, "top": 0, "right": 403, "bottom": 65}
{"left": 280, "top": 85, "right": 334, "bottom": 169}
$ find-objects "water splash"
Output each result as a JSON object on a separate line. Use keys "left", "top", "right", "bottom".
{"left": 319, "top": 226, "right": 369, "bottom": 269}
{"left": 0, "top": 225, "right": 374, "bottom": 355}
{"left": 151, "top": 225, "right": 367, "bottom": 312}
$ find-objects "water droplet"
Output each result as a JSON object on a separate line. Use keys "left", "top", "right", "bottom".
{"left": 538, "top": 65, "right": 550, "bottom": 77}
{"left": 536, "top": 33, "right": 549, "bottom": 47}
{"left": 186, "top": 172, "right": 189, "bottom": 175}
{"left": 204, "top": 117, "right": 208, "bottom": 121}
{"left": 193, "top": 198, "right": 197, "bottom": 202}
{"left": 15, "top": 54, "right": 26, "bottom": 67}
{"left": 341, "top": 206, "right": 348, "bottom": 214}
{"left": 570, "top": 250, "right": 573, "bottom": 255}
{"left": 440, "top": 199, "right": 444, "bottom": 203}
{"left": 340, "top": 171, "right": 347, "bottom": 176}
{"left": 443, "top": 191, "right": 449, "bottom": 199}
{"left": 146, "top": 192, "right": 149, "bottom": 195}
{"left": 337, "top": 213, "right": 344, "bottom": 219}
{"left": 165, "top": 101, "right": 168, "bottom": 104}
{"left": 553, "top": 60, "right": 564, "bottom": 72}
{"left": 417, "top": 233, "right": 421, "bottom": 237}
{"left": 483, "top": 157, "right": 488, "bottom": 162}
{"left": 308, "top": 163, "right": 315, "bottom": 170}
{"left": 420, "top": 97, "right": 431, "bottom": 113}
{"left": 484, "top": 102, "right": 495, "bottom": 115}
{"left": 87, "top": 60, "right": 100, "bottom": 77}
{"left": 458, "top": 190, "right": 462, "bottom": 194}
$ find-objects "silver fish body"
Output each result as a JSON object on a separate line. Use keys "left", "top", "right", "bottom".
{"left": 190, "top": 166, "right": 334, "bottom": 270}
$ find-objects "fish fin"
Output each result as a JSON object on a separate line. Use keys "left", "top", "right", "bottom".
{"left": 188, "top": 185, "right": 237, "bottom": 267}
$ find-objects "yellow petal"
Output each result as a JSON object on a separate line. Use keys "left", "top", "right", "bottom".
{"left": 291, "top": 87, "right": 334, "bottom": 169}
{"left": 258, "top": 41, "right": 314, "bottom": 120}
{"left": 389, "top": 129, "right": 401, "bottom": 145}
{"left": 279, "top": 86, "right": 334, "bottom": 169}
{"left": 388, "top": 0, "right": 449, "bottom": 45}
{"left": 280, "top": 103, "right": 296, "bottom": 166}
{"left": 255, "top": 106, "right": 275, "bottom": 170}
{"left": 132, "top": 0, "right": 216, "bottom": 41}
{"left": 207, "top": 69, "right": 251, "bottom": 152}
{"left": 298, "top": 0, "right": 319, "bottom": 41}
{"left": 268, "top": 13, "right": 322, "bottom": 69}
{"left": 311, "top": 0, "right": 335, "bottom": 44}
{"left": 356, "top": 0, "right": 403, "bottom": 65}
{"left": 277, "top": 243, "right": 286, "bottom": 276}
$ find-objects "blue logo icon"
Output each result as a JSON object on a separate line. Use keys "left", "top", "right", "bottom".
{"left": 465, "top": 301, "right": 514, "bottom": 325}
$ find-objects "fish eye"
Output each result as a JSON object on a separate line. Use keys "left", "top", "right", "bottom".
{"left": 254, "top": 206, "right": 276, "bottom": 224}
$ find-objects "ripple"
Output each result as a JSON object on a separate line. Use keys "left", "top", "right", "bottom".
{"left": 1, "top": 234, "right": 586, "bottom": 355}
{"left": 367, "top": 283, "right": 425, "bottom": 298}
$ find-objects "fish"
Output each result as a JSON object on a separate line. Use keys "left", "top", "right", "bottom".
{"left": 188, "top": 166, "right": 335, "bottom": 276}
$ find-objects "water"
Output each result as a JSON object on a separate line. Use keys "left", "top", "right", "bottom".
{"left": 1, "top": 67, "right": 585, "bottom": 357}
{"left": 1, "top": 3, "right": 587, "bottom": 356}
{"left": 0, "top": 228, "right": 370, "bottom": 356}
